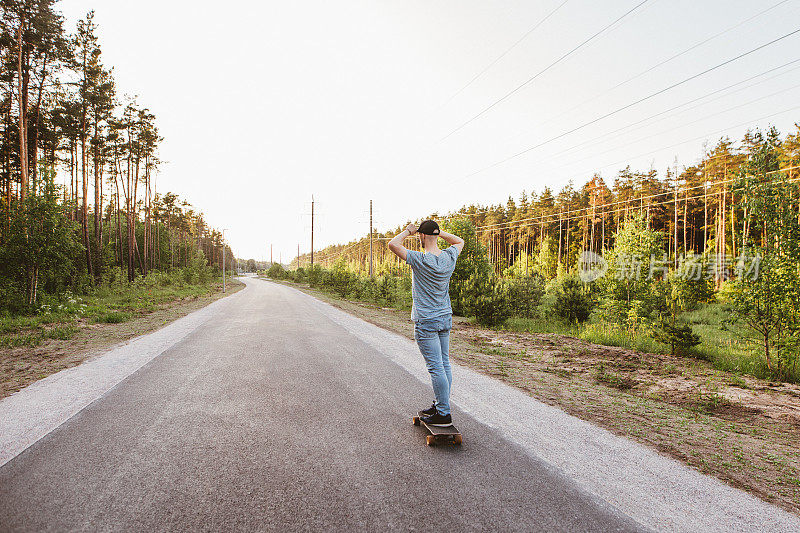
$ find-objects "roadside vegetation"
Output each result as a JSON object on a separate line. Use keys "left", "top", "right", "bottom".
{"left": 268, "top": 273, "right": 800, "bottom": 514}
{"left": 1, "top": 266, "right": 224, "bottom": 350}
{"left": 0, "top": 2, "right": 240, "bottom": 395}
{"left": 265, "top": 193, "right": 797, "bottom": 386}
{"left": 0, "top": 264, "right": 242, "bottom": 399}
{"left": 273, "top": 124, "right": 800, "bottom": 386}
{"left": 262, "top": 126, "right": 800, "bottom": 512}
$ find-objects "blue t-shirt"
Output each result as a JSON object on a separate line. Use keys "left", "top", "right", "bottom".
{"left": 405, "top": 246, "right": 461, "bottom": 321}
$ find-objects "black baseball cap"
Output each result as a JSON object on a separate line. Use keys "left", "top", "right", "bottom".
{"left": 418, "top": 220, "right": 440, "bottom": 235}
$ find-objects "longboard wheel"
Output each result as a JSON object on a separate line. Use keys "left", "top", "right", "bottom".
{"left": 426, "top": 435, "right": 435, "bottom": 446}
{"left": 453, "top": 434, "right": 463, "bottom": 445}
{"left": 413, "top": 417, "right": 420, "bottom": 426}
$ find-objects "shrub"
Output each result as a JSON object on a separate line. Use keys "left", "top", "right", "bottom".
{"left": 598, "top": 213, "right": 665, "bottom": 323}
{"left": 292, "top": 267, "right": 307, "bottom": 283}
{"left": 552, "top": 276, "right": 594, "bottom": 323}
{"left": 533, "top": 236, "right": 558, "bottom": 280}
{"left": 673, "top": 253, "right": 714, "bottom": 309}
{"left": 649, "top": 322, "right": 701, "bottom": 356}
{"left": 329, "top": 261, "right": 358, "bottom": 297}
{"left": 505, "top": 274, "right": 545, "bottom": 318}
{"left": 182, "top": 266, "right": 199, "bottom": 285}
{"left": 464, "top": 273, "right": 512, "bottom": 327}
{"left": 378, "top": 276, "right": 399, "bottom": 306}
{"left": 307, "top": 265, "right": 324, "bottom": 288}
{"left": 442, "top": 218, "right": 490, "bottom": 316}
{"left": 101, "top": 266, "right": 126, "bottom": 286}
{"left": 649, "top": 274, "right": 702, "bottom": 356}
{"left": 0, "top": 284, "right": 28, "bottom": 314}
{"left": 0, "top": 173, "right": 81, "bottom": 309}
{"left": 267, "top": 263, "right": 286, "bottom": 280}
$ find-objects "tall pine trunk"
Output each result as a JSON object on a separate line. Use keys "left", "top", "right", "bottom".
{"left": 93, "top": 121, "right": 101, "bottom": 277}
{"left": 17, "top": 25, "right": 29, "bottom": 201}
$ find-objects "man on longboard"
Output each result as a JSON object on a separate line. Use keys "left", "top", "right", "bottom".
{"left": 388, "top": 220, "right": 464, "bottom": 427}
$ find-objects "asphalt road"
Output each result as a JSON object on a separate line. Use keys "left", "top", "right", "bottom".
{"left": 0, "top": 277, "right": 644, "bottom": 532}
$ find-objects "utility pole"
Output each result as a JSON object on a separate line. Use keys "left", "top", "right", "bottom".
{"left": 270, "top": 244, "right": 273, "bottom": 264}
{"left": 369, "top": 200, "right": 374, "bottom": 277}
{"left": 674, "top": 159, "right": 679, "bottom": 267}
{"left": 702, "top": 158, "right": 709, "bottom": 254}
{"left": 222, "top": 228, "right": 228, "bottom": 293}
{"left": 557, "top": 208, "right": 562, "bottom": 265}
{"left": 674, "top": 182, "right": 679, "bottom": 268}
{"left": 297, "top": 243, "right": 300, "bottom": 268}
{"left": 310, "top": 195, "right": 315, "bottom": 266}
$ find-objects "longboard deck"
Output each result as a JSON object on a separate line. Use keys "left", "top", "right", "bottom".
{"left": 413, "top": 413, "right": 462, "bottom": 446}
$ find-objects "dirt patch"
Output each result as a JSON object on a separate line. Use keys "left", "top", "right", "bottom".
{"left": 0, "top": 280, "right": 244, "bottom": 399}
{"left": 283, "top": 281, "right": 800, "bottom": 515}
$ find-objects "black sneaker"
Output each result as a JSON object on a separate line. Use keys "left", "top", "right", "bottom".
{"left": 420, "top": 412, "right": 452, "bottom": 427}
{"left": 420, "top": 402, "right": 437, "bottom": 417}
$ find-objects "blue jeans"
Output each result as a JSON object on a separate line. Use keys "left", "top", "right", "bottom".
{"left": 413, "top": 315, "right": 453, "bottom": 416}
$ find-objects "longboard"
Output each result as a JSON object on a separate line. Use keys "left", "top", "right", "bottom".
{"left": 413, "top": 412, "right": 462, "bottom": 446}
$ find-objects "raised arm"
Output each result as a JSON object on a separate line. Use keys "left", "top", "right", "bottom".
{"left": 388, "top": 223, "right": 417, "bottom": 262}
{"left": 438, "top": 230, "right": 465, "bottom": 253}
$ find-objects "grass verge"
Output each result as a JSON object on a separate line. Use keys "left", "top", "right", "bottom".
{"left": 0, "top": 277, "right": 244, "bottom": 399}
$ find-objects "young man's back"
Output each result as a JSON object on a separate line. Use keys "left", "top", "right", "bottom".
{"left": 406, "top": 246, "right": 460, "bottom": 322}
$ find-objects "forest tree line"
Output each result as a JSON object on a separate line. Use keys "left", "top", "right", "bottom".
{"left": 1, "top": 2, "right": 232, "bottom": 311}
{"left": 306, "top": 125, "right": 800, "bottom": 282}
{"left": 293, "top": 125, "right": 800, "bottom": 379}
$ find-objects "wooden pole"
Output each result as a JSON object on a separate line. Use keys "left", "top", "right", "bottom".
{"left": 369, "top": 200, "right": 374, "bottom": 277}
{"left": 310, "top": 196, "right": 314, "bottom": 266}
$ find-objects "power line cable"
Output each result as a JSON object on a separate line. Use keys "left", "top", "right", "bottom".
{"left": 560, "top": 102, "right": 800, "bottom": 181}
{"left": 519, "top": 0, "right": 794, "bottom": 137}
{"left": 446, "top": 59, "right": 800, "bottom": 204}
{"left": 323, "top": 166, "right": 800, "bottom": 261}
{"left": 476, "top": 166, "right": 800, "bottom": 232}
{"left": 479, "top": 177, "right": 798, "bottom": 233}
{"left": 552, "top": 82, "right": 800, "bottom": 172}
{"left": 436, "top": 0, "right": 570, "bottom": 111}
{"left": 437, "top": 95, "right": 800, "bottom": 224}
{"left": 454, "top": 27, "right": 800, "bottom": 183}
{"left": 473, "top": 103, "right": 800, "bottom": 229}
{"left": 439, "top": 0, "right": 652, "bottom": 142}
{"left": 537, "top": 58, "right": 800, "bottom": 164}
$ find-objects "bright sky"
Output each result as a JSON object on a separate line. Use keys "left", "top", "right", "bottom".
{"left": 58, "top": 0, "right": 800, "bottom": 262}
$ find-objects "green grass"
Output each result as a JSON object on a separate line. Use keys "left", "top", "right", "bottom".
{"left": 0, "top": 270, "right": 226, "bottom": 348}
{"left": 45, "top": 324, "right": 79, "bottom": 340}
{"left": 96, "top": 311, "right": 132, "bottom": 324}
{"left": 690, "top": 389, "right": 733, "bottom": 414}
{"left": 0, "top": 332, "right": 43, "bottom": 348}
{"left": 288, "top": 267, "right": 797, "bottom": 385}
{"left": 579, "top": 322, "right": 668, "bottom": 354}
{"left": 576, "top": 301, "right": 797, "bottom": 383}
{"left": 502, "top": 316, "right": 581, "bottom": 336}
{"left": 682, "top": 302, "right": 796, "bottom": 381}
